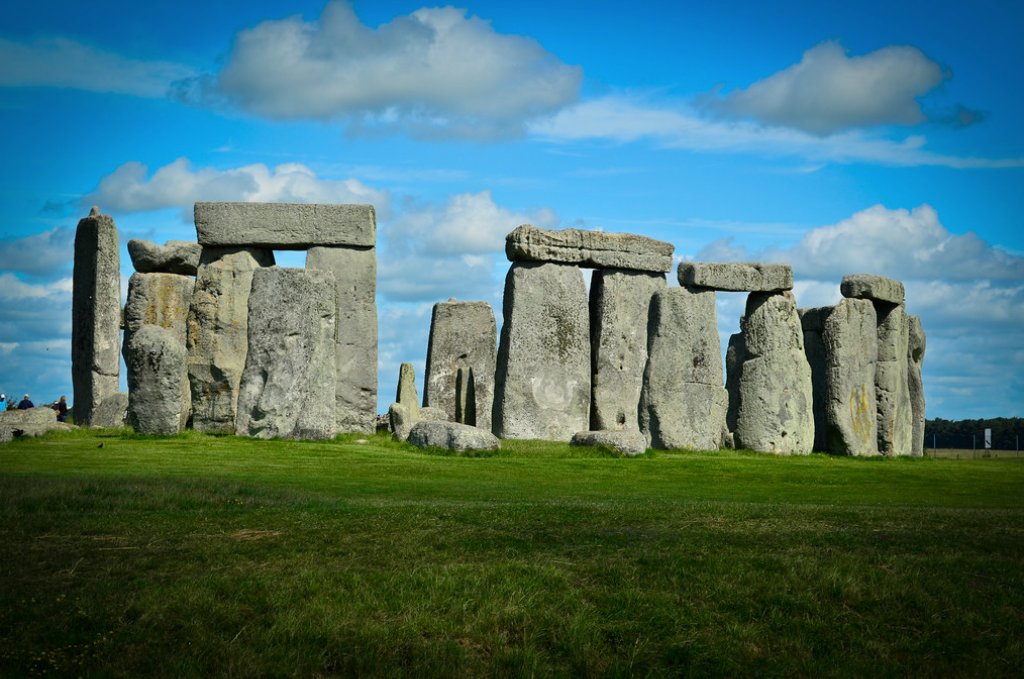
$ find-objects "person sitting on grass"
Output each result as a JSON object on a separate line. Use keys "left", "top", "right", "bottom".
{"left": 17, "top": 394, "right": 34, "bottom": 410}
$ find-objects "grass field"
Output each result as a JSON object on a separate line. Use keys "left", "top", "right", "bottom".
{"left": 930, "top": 448, "right": 1021, "bottom": 460}
{"left": 2, "top": 429, "right": 1023, "bottom": 677}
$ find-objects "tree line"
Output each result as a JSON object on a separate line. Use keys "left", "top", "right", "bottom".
{"left": 924, "top": 417, "right": 1023, "bottom": 450}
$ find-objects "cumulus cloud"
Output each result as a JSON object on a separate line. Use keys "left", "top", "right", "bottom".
{"left": 0, "top": 227, "right": 74, "bottom": 278}
{"left": 703, "top": 42, "right": 983, "bottom": 136}
{"left": 0, "top": 36, "right": 194, "bottom": 97}
{"left": 173, "top": 1, "right": 582, "bottom": 139}
{"left": 84, "top": 158, "right": 391, "bottom": 218}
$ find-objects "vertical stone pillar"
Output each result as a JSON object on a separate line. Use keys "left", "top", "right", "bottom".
{"left": 493, "top": 262, "right": 590, "bottom": 441}
{"left": 799, "top": 306, "right": 832, "bottom": 452}
{"left": 639, "top": 286, "right": 727, "bottom": 450}
{"left": 908, "top": 315, "right": 927, "bottom": 457}
{"left": 306, "top": 246, "right": 378, "bottom": 434}
{"left": 422, "top": 299, "right": 496, "bottom": 430}
{"left": 72, "top": 207, "right": 121, "bottom": 425}
{"left": 590, "top": 269, "right": 666, "bottom": 431}
{"left": 875, "top": 303, "right": 913, "bottom": 456}
{"left": 821, "top": 299, "right": 878, "bottom": 456}
{"left": 187, "top": 247, "right": 275, "bottom": 432}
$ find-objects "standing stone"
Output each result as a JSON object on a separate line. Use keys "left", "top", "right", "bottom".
{"left": 908, "top": 315, "right": 927, "bottom": 457}
{"left": 799, "top": 306, "right": 833, "bottom": 452}
{"left": 72, "top": 207, "right": 121, "bottom": 426}
{"left": 235, "top": 268, "right": 337, "bottom": 440}
{"left": 92, "top": 392, "right": 129, "bottom": 428}
{"left": 733, "top": 291, "right": 814, "bottom": 455}
{"left": 187, "top": 247, "right": 275, "bottom": 433}
{"left": 123, "top": 272, "right": 195, "bottom": 430}
{"left": 493, "top": 262, "right": 590, "bottom": 441}
{"left": 422, "top": 299, "right": 496, "bottom": 430}
{"left": 725, "top": 332, "right": 745, "bottom": 435}
{"left": 821, "top": 299, "right": 878, "bottom": 456}
{"left": 306, "top": 246, "right": 378, "bottom": 434}
{"left": 590, "top": 269, "right": 666, "bottom": 431}
{"left": 639, "top": 286, "right": 727, "bottom": 451}
{"left": 875, "top": 303, "right": 913, "bottom": 456}
{"left": 390, "top": 363, "right": 421, "bottom": 441}
{"left": 127, "top": 239, "right": 202, "bottom": 275}
{"left": 455, "top": 367, "right": 476, "bottom": 426}
{"left": 125, "top": 325, "right": 187, "bottom": 435}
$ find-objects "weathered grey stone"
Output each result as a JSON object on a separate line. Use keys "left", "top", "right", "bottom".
{"left": 799, "top": 306, "right": 833, "bottom": 452}
{"left": 127, "top": 239, "right": 202, "bottom": 275}
{"left": 506, "top": 224, "right": 674, "bottom": 273}
{"left": 420, "top": 407, "right": 449, "bottom": 422}
{"left": 187, "top": 247, "right": 275, "bottom": 433}
{"left": 841, "top": 274, "right": 905, "bottom": 305}
{"left": 124, "top": 272, "right": 195, "bottom": 430}
{"left": 306, "top": 246, "right": 378, "bottom": 434}
{"left": 396, "top": 363, "right": 421, "bottom": 420}
{"left": 407, "top": 420, "right": 501, "bottom": 453}
{"left": 493, "top": 263, "right": 591, "bottom": 441}
{"left": 195, "top": 202, "right": 376, "bottom": 249}
{"left": 822, "top": 299, "right": 878, "bottom": 456}
{"left": 422, "top": 299, "right": 496, "bottom": 430}
{"left": 235, "top": 267, "right": 337, "bottom": 440}
{"left": 570, "top": 430, "right": 648, "bottom": 456}
{"left": 678, "top": 262, "right": 793, "bottom": 292}
{"left": 92, "top": 391, "right": 129, "bottom": 428}
{"left": 455, "top": 367, "right": 476, "bottom": 426}
{"left": 0, "top": 407, "right": 68, "bottom": 438}
{"left": 733, "top": 291, "right": 814, "bottom": 455}
{"left": 908, "top": 315, "right": 927, "bottom": 457}
{"left": 0, "top": 426, "right": 11, "bottom": 443}
{"left": 590, "top": 269, "right": 666, "bottom": 431}
{"left": 725, "top": 332, "right": 744, "bottom": 435}
{"left": 125, "top": 326, "right": 187, "bottom": 435}
{"left": 639, "top": 286, "right": 727, "bottom": 451}
{"left": 875, "top": 303, "right": 913, "bottom": 456}
{"left": 389, "top": 402, "right": 414, "bottom": 442}
{"left": 72, "top": 207, "right": 121, "bottom": 426}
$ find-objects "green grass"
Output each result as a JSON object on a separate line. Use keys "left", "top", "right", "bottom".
{"left": 2, "top": 429, "right": 1023, "bottom": 677}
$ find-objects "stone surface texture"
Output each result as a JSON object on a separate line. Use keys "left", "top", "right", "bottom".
{"left": 875, "top": 303, "right": 913, "bottom": 456}
{"left": 407, "top": 420, "right": 501, "bottom": 453}
{"left": 493, "top": 262, "right": 591, "bottom": 441}
{"left": 570, "top": 430, "right": 648, "bottom": 456}
{"left": 235, "top": 267, "right": 337, "bottom": 440}
{"left": 72, "top": 208, "right": 121, "bottom": 426}
{"left": 908, "top": 315, "right": 927, "bottom": 457}
{"left": 419, "top": 407, "right": 449, "bottom": 422}
{"left": 678, "top": 262, "right": 793, "bottom": 292}
{"left": 396, "top": 363, "right": 421, "bottom": 419}
{"left": 187, "top": 247, "right": 275, "bottom": 432}
{"left": 639, "top": 286, "right": 728, "bottom": 451}
{"left": 841, "top": 274, "right": 905, "bottom": 305}
{"left": 127, "top": 239, "right": 202, "bottom": 275}
{"left": 799, "top": 306, "right": 834, "bottom": 452}
{"left": 92, "top": 391, "right": 129, "bottom": 428}
{"left": 0, "top": 407, "right": 71, "bottom": 438}
{"left": 822, "top": 299, "right": 879, "bottom": 456}
{"left": 306, "top": 246, "right": 378, "bottom": 434}
{"left": 388, "top": 402, "right": 414, "bottom": 442}
{"left": 733, "top": 291, "right": 814, "bottom": 455}
{"left": 590, "top": 269, "right": 666, "bottom": 431}
{"left": 422, "top": 299, "right": 496, "bottom": 430}
{"left": 455, "top": 367, "right": 476, "bottom": 425}
{"left": 195, "top": 202, "right": 376, "bottom": 249}
{"left": 125, "top": 325, "right": 188, "bottom": 435}
{"left": 505, "top": 224, "right": 673, "bottom": 273}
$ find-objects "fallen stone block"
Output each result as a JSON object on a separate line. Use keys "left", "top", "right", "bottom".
{"left": 195, "top": 202, "right": 376, "bottom": 249}
{"left": 570, "top": 430, "right": 647, "bottom": 456}
{"left": 506, "top": 224, "right": 673, "bottom": 273}
{"left": 407, "top": 420, "right": 501, "bottom": 453}
{"left": 677, "top": 262, "right": 793, "bottom": 292}
{"left": 127, "top": 239, "right": 202, "bottom": 275}
{"left": 0, "top": 407, "right": 64, "bottom": 438}
{"left": 841, "top": 274, "right": 905, "bottom": 305}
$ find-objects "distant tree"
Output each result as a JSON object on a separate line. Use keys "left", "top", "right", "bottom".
{"left": 925, "top": 417, "right": 1023, "bottom": 450}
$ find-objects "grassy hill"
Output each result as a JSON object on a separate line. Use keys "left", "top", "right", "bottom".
{"left": 2, "top": 429, "right": 1022, "bottom": 677}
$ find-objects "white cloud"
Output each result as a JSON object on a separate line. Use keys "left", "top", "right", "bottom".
{"left": 0, "top": 227, "right": 74, "bottom": 278}
{"left": 0, "top": 36, "right": 194, "bottom": 97}
{"left": 174, "top": 1, "right": 582, "bottom": 140}
{"left": 529, "top": 95, "right": 1023, "bottom": 169}
{"left": 85, "top": 158, "right": 391, "bottom": 218}
{"left": 703, "top": 42, "right": 981, "bottom": 135}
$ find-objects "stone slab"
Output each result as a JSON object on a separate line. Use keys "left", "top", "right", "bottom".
{"left": 678, "top": 262, "right": 793, "bottom": 292}
{"left": 92, "top": 391, "right": 129, "bottom": 428}
{"left": 407, "top": 420, "right": 501, "bottom": 453}
{"left": 841, "top": 274, "right": 905, "bottom": 305}
{"left": 195, "top": 202, "right": 376, "bottom": 249}
{"left": 570, "top": 430, "right": 648, "bottom": 456}
{"left": 127, "top": 239, "right": 202, "bottom": 275}
{"left": 505, "top": 224, "right": 673, "bottom": 273}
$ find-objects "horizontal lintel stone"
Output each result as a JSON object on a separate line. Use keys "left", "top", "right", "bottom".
{"left": 505, "top": 224, "right": 674, "bottom": 273}
{"left": 840, "top": 274, "right": 905, "bottom": 305}
{"left": 195, "top": 202, "right": 376, "bottom": 249}
{"left": 677, "top": 262, "right": 793, "bottom": 292}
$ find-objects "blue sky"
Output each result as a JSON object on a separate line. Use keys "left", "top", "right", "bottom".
{"left": 1, "top": 0, "right": 1022, "bottom": 420}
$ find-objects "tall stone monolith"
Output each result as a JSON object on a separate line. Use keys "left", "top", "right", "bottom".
{"left": 493, "top": 262, "right": 590, "bottom": 441}
{"left": 125, "top": 325, "right": 187, "bottom": 435}
{"left": 72, "top": 207, "right": 121, "bottom": 425}
{"left": 639, "top": 286, "right": 728, "bottom": 450}
{"left": 590, "top": 269, "right": 666, "bottom": 431}
{"left": 306, "top": 246, "right": 378, "bottom": 434}
{"left": 235, "top": 267, "right": 337, "bottom": 440}
{"left": 908, "top": 315, "right": 927, "bottom": 457}
{"left": 821, "top": 299, "right": 878, "bottom": 456}
{"left": 422, "top": 299, "right": 496, "bottom": 430}
{"left": 875, "top": 303, "right": 913, "bottom": 456}
{"left": 187, "top": 247, "right": 275, "bottom": 432}
{"left": 733, "top": 291, "right": 814, "bottom": 455}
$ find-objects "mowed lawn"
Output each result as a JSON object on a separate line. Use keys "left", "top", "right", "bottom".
{"left": 1, "top": 430, "right": 1022, "bottom": 678}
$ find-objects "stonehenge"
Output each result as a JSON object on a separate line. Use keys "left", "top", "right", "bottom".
{"left": 69, "top": 203, "right": 928, "bottom": 458}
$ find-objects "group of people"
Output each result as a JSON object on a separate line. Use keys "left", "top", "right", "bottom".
{"left": 0, "top": 393, "right": 68, "bottom": 422}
